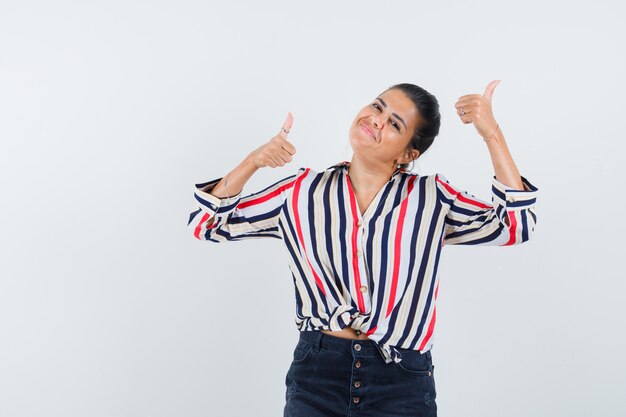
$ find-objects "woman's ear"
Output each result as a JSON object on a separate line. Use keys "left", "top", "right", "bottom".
{"left": 400, "top": 148, "right": 420, "bottom": 164}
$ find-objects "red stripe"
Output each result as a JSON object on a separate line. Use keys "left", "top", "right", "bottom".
{"left": 194, "top": 213, "right": 211, "bottom": 239}
{"left": 418, "top": 307, "right": 437, "bottom": 351}
{"left": 504, "top": 210, "right": 518, "bottom": 246}
{"left": 456, "top": 193, "right": 491, "bottom": 209}
{"left": 238, "top": 180, "right": 297, "bottom": 209}
{"left": 435, "top": 175, "right": 457, "bottom": 194}
{"left": 418, "top": 280, "right": 439, "bottom": 351}
{"left": 386, "top": 176, "right": 415, "bottom": 317}
{"left": 345, "top": 174, "right": 365, "bottom": 313}
{"left": 436, "top": 175, "right": 490, "bottom": 209}
{"left": 292, "top": 169, "right": 327, "bottom": 296}
{"left": 366, "top": 325, "right": 377, "bottom": 336}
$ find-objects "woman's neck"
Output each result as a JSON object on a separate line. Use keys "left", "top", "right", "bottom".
{"left": 347, "top": 156, "right": 396, "bottom": 196}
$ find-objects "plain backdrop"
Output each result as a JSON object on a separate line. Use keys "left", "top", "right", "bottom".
{"left": 1, "top": 1, "right": 624, "bottom": 416}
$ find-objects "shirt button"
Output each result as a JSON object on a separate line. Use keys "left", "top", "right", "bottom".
{"left": 357, "top": 220, "right": 363, "bottom": 227}
{"left": 355, "top": 360, "right": 362, "bottom": 368}
{"left": 356, "top": 250, "right": 362, "bottom": 257}
{"left": 353, "top": 396, "right": 360, "bottom": 404}
{"left": 360, "top": 285, "right": 368, "bottom": 293}
{"left": 354, "top": 380, "right": 361, "bottom": 388}
{"left": 354, "top": 343, "right": 361, "bottom": 351}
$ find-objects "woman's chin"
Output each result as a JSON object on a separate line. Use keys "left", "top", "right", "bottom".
{"left": 349, "top": 132, "right": 375, "bottom": 150}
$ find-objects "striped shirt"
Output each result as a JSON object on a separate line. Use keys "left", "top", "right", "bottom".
{"left": 187, "top": 161, "right": 539, "bottom": 364}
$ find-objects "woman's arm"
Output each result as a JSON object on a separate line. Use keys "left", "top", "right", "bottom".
{"left": 484, "top": 126, "right": 525, "bottom": 190}
{"left": 188, "top": 112, "right": 298, "bottom": 239}
{"left": 436, "top": 172, "right": 538, "bottom": 246}
{"left": 203, "top": 155, "right": 258, "bottom": 200}
{"left": 455, "top": 80, "right": 528, "bottom": 191}
{"left": 188, "top": 169, "right": 302, "bottom": 241}
{"left": 438, "top": 81, "right": 539, "bottom": 246}
{"left": 207, "top": 112, "right": 296, "bottom": 199}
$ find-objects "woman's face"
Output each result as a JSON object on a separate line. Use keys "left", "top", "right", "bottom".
{"left": 349, "top": 88, "right": 421, "bottom": 167}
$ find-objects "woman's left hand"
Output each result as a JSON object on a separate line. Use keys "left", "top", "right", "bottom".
{"left": 454, "top": 80, "right": 501, "bottom": 140}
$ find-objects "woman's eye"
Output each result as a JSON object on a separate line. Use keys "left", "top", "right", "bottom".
{"left": 372, "top": 103, "right": 400, "bottom": 131}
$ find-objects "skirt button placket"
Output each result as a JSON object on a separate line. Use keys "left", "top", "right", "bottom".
{"left": 351, "top": 341, "right": 364, "bottom": 410}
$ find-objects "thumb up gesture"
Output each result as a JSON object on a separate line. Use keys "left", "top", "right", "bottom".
{"left": 248, "top": 112, "right": 297, "bottom": 168}
{"left": 455, "top": 80, "right": 501, "bottom": 140}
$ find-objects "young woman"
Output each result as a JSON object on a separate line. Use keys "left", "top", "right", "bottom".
{"left": 187, "top": 81, "right": 539, "bottom": 417}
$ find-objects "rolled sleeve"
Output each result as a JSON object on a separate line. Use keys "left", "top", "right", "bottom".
{"left": 193, "top": 178, "right": 242, "bottom": 216}
{"left": 491, "top": 175, "right": 538, "bottom": 210}
{"left": 188, "top": 170, "right": 302, "bottom": 242}
{"left": 437, "top": 172, "right": 539, "bottom": 246}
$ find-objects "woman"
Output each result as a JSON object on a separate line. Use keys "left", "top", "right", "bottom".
{"left": 187, "top": 81, "right": 539, "bottom": 417}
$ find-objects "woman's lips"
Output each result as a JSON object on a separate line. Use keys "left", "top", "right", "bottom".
{"left": 360, "top": 123, "right": 376, "bottom": 140}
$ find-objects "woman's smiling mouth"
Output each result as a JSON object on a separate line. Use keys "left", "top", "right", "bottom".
{"left": 360, "top": 123, "right": 376, "bottom": 141}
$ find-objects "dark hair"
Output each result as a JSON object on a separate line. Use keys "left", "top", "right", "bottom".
{"left": 385, "top": 83, "right": 441, "bottom": 169}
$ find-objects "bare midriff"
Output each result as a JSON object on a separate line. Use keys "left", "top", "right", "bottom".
{"left": 321, "top": 327, "right": 370, "bottom": 340}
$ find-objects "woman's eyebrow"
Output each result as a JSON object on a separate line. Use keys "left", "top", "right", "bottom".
{"left": 375, "top": 97, "right": 407, "bottom": 130}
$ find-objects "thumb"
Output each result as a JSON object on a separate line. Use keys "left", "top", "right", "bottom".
{"left": 280, "top": 112, "right": 293, "bottom": 137}
{"left": 483, "top": 80, "right": 501, "bottom": 101}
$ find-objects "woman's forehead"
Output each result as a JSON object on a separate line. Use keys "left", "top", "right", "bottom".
{"left": 378, "top": 89, "right": 414, "bottom": 109}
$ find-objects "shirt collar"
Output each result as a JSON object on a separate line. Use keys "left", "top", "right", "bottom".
{"left": 326, "top": 160, "right": 407, "bottom": 180}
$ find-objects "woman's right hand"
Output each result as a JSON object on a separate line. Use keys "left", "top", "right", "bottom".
{"left": 247, "top": 112, "right": 296, "bottom": 169}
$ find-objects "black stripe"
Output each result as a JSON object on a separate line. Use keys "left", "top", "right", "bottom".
{"left": 187, "top": 208, "right": 202, "bottom": 226}
{"left": 307, "top": 172, "right": 342, "bottom": 306}
{"left": 323, "top": 171, "right": 343, "bottom": 292}
{"left": 372, "top": 175, "right": 407, "bottom": 339}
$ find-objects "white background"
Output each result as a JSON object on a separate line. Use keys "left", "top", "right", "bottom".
{"left": 1, "top": 1, "right": 624, "bottom": 416}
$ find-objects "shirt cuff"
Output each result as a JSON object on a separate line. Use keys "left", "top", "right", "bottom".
{"left": 194, "top": 177, "right": 242, "bottom": 215}
{"left": 491, "top": 175, "right": 538, "bottom": 210}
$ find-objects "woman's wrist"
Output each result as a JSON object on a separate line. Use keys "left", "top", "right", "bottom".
{"left": 243, "top": 152, "right": 261, "bottom": 171}
{"left": 483, "top": 126, "right": 524, "bottom": 189}
{"left": 484, "top": 123, "right": 505, "bottom": 147}
{"left": 482, "top": 123, "right": 502, "bottom": 144}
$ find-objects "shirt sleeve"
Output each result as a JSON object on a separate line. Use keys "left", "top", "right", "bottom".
{"left": 435, "top": 173, "right": 539, "bottom": 246}
{"left": 187, "top": 168, "right": 305, "bottom": 242}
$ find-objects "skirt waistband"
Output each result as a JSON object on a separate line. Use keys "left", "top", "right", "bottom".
{"left": 297, "top": 329, "right": 427, "bottom": 360}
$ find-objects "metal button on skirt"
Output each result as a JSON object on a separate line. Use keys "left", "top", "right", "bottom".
{"left": 284, "top": 330, "right": 437, "bottom": 417}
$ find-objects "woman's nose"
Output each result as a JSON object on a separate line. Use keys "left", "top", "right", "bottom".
{"left": 371, "top": 115, "right": 385, "bottom": 129}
